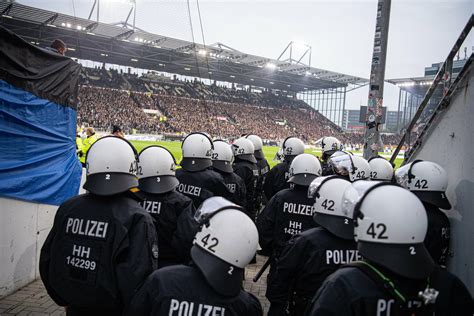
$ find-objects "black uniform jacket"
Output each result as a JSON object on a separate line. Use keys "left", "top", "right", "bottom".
{"left": 255, "top": 157, "right": 271, "bottom": 208}
{"left": 176, "top": 168, "right": 231, "bottom": 208}
{"left": 139, "top": 190, "right": 196, "bottom": 267}
{"left": 257, "top": 185, "right": 317, "bottom": 256}
{"left": 215, "top": 169, "right": 247, "bottom": 208}
{"left": 263, "top": 160, "right": 292, "bottom": 201}
{"left": 267, "top": 227, "right": 360, "bottom": 306}
{"left": 126, "top": 264, "right": 263, "bottom": 316}
{"left": 306, "top": 264, "right": 473, "bottom": 316}
{"left": 40, "top": 192, "right": 158, "bottom": 313}
{"left": 423, "top": 202, "right": 451, "bottom": 267}
{"left": 233, "top": 158, "right": 259, "bottom": 218}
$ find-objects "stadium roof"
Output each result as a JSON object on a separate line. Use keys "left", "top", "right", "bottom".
{"left": 387, "top": 76, "right": 435, "bottom": 96}
{"left": 0, "top": 2, "right": 368, "bottom": 93}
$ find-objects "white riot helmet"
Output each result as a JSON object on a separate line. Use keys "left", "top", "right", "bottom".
{"left": 368, "top": 156, "right": 394, "bottom": 181}
{"left": 138, "top": 146, "right": 178, "bottom": 194}
{"left": 212, "top": 140, "right": 234, "bottom": 173}
{"left": 329, "top": 152, "right": 371, "bottom": 182}
{"left": 347, "top": 182, "right": 434, "bottom": 279}
{"left": 282, "top": 136, "right": 305, "bottom": 159}
{"left": 245, "top": 134, "right": 265, "bottom": 159}
{"left": 321, "top": 136, "right": 341, "bottom": 156}
{"left": 192, "top": 197, "right": 258, "bottom": 297}
{"left": 232, "top": 138, "right": 257, "bottom": 163}
{"left": 288, "top": 154, "right": 322, "bottom": 186}
{"left": 308, "top": 176, "right": 353, "bottom": 239}
{"left": 395, "top": 160, "right": 451, "bottom": 209}
{"left": 181, "top": 132, "right": 214, "bottom": 172}
{"left": 83, "top": 136, "right": 138, "bottom": 196}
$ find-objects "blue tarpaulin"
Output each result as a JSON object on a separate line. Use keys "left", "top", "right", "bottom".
{"left": 0, "top": 26, "right": 82, "bottom": 205}
{"left": 0, "top": 80, "right": 82, "bottom": 205}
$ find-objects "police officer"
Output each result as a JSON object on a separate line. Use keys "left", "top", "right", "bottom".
{"left": 319, "top": 136, "right": 341, "bottom": 176}
{"left": 78, "top": 127, "right": 97, "bottom": 167}
{"left": 395, "top": 160, "right": 452, "bottom": 267}
{"left": 306, "top": 184, "right": 473, "bottom": 315}
{"left": 126, "top": 197, "right": 263, "bottom": 316}
{"left": 176, "top": 132, "right": 231, "bottom": 208}
{"left": 40, "top": 136, "right": 158, "bottom": 315}
{"left": 264, "top": 136, "right": 305, "bottom": 200}
{"left": 266, "top": 176, "right": 359, "bottom": 316}
{"left": 212, "top": 140, "right": 247, "bottom": 206}
{"left": 232, "top": 137, "right": 259, "bottom": 219}
{"left": 137, "top": 145, "right": 196, "bottom": 267}
{"left": 329, "top": 151, "right": 371, "bottom": 182}
{"left": 257, "top": 153, "right": 321, "bottom": 258}
{"left": 246, "top": 134, "right": 270, "bottom": 211}
{"left": 368, "top": 156, "right": 394, "bottom": 181}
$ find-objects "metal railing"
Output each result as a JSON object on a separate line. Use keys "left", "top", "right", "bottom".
{"left": 390, "top": 14, "right": 474, "bottom": 165}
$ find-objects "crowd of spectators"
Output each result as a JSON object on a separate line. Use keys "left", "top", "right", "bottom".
{"left": 77, "top": 86, "right": 172, "bottom": 134}
{"left": 77, "top": 66, "right": 402, "bottom": 146}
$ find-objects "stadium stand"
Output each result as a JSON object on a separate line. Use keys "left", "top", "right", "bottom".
{"left": 77, "top": 66, "right": 401, "bottom": 145}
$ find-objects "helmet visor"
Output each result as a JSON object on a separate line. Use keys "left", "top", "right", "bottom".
{"left": 394, "top": 164, "right": 411, "bottom": 188}
{"left": 341, "top": 181, "right": 383, "bottom": 220}
{"left": 308, "top": 176, "right": 326, "bottom": 199}
{"left": 329, "top": 152, "right": 353, "bottom": 176}
{"left": 194, "top": 196, "right": 241, "bottom": 224}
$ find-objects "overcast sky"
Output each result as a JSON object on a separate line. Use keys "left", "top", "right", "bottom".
{"left": 19, "top": 0, "right": 474, "bottom": 110}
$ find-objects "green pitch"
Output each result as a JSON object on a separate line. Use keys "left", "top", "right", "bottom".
{"left": 130, "top": 140, "right": 404, "bottom": 169}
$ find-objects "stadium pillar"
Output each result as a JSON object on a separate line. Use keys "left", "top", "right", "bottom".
{"left": 363, "top": 0, "right": 392, "bottom": 159}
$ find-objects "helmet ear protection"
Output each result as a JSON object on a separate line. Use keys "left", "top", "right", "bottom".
{"left": 352, "top": 182, "right": 400, "bottom": 224}
{"left": 181, "top": 132, "right": 214, "bottom": 150}
{"left": 85, "top": 135, "right": 139, "bottom": 171}
{"left": 407, "top": 159, "right": 424, "bottom": 184}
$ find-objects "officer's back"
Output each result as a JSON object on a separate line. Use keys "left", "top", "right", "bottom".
{"left": 40, "top": 136, "right": 158, "bottom": 315}
{"left": 211, "top": 139, "right": 248, "bottom": 206}
{"left": 395, "top": 160, "right": 452, "bottom": 267}
{"left": 307, "top": 184, "right": 473, "bottom": 316}
{"left": 232, "top": 138, "right": 259, "bottom": 218}
{"left": 263, "top": 137, "right": 305, "bottom": 201}
{"left": 137, "top": 145, "right": 196, "bottom": 267}
{"left": 126, "top": 198, "right": 263, "bottom": 316}
{"left": 176, "top": 167, "right": 230, "bottom": 207}
{"left": 175, "top": 132, "right": 231, "bottom": 208}
{"left": 266, "top": 176, "right": 358, "bottom": 316}
{"left": 257, "top": 153, "right": 321, "bottom": 256}
{"left": 245, "top": 134, "right": 270, "bottom": 210}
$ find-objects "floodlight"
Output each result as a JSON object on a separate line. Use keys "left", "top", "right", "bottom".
{"left": 265, "top": 63, "right": 277, "bottom": 70}
{"left": 61, "top": 23, "right": 66, "bottom": 27}
{"left": 66, "top": 23, "right": 71, "bottom": 28}
{"left": 76, "top": 25, "right": 82, "bottom": 30}
{"left": 198, "top": 49, "right": 207, "bottom": 56}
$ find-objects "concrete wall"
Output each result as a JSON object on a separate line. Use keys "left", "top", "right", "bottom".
{"left": 0, "top": 168, "right": 86, "bottom": 298}
{"left": 410, "top": 66, "right": 473, "bottom": 295}
{"left": 0, "top": 199, "right": 57, "bottom": 297}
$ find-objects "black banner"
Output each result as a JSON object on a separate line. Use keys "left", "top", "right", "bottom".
{"left": 0, "top": 25, "right": 81, "bottom": 108}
